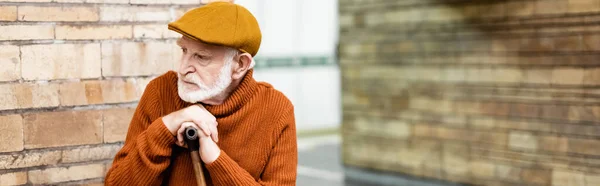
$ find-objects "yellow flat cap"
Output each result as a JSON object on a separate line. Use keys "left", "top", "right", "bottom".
{"left": 168, "top": 2, "right": 262, "bottom": 56}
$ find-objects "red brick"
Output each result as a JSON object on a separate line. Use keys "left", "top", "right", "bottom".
{"left": 23, "top": 110, "right": 102, "bottom": 149}
{"left": 85, "top": 81, "right": 104, "bottom": 104}
{"left": 472, "top": 131, "right": 507, "bottom": 145}
{"left": 535, "top": 0, "right": 568, "bottom": 15}
{"left": 494, "top": 164, "right": 521, "bottom": 182}
{"left": 509, "top": 131, "right": 538, "bottom": 150}
{"left": 541, "top": 105, "right": 570, "bottom": 120}
{"left": 0, "top": 45, "right": 20, "bottom": 81}
{"left": 0, "top": 171, "right": 27, "bottom": 185}
{"left": 538, "top": 136, "right": 568, "bottom": 152}
{"left": 552, "top": 68, "right": 584, "bottom": 85}
{"left": 480, "top": 102, "right": 510, "bottom": 116}
{"left": 21, "top": 44, "right": 101, "bottom": 80}
{"left": 583, "top": 68, "right": 600, "bottom": 86}
{"left": 0, "top": 151, "right": 61, "bottom": 169}
{"left": 0, "top": 25, "right": 54, "bottom": 41}
{"left": 568, "top": 106, "right": 599, "bottom": 121}
{"left": 553, "top": 36, "right": 582, "bottom": 51}
{"left": 442, "top": 142, "right": 469, "bottom": 176}
{"left": 521, "top": 168, "right": 552, "bottom": 185}
{"left": 28, "top": 164, "right": 104, "bottom": 184}
{"left": 436, "top": 127, "right": 469, "bottom": 141}
{"left": 0, "top": 6, "right": 17, "bottom": 21}
{"left": 586, "top": 174, "right": 600, "bottom": 186}
{"left": 479, "top": 3, "right": 505, "bottom": 18}
{"left": 510, "top": 103, "right": 540, "bottom": 118}
{"left": 103, "top": 108, "right": 135, "bottom": 142}
{"left": 583, "top": 34, "right": 600, "bottom": 51}
{"left": 56, "top": 25, "right": 132, "bottom": 40}
{"left": 413, "top": 124, "right": 434, "bottom": 137}
{"left": 0, "top": 115, "right": 23, "bottom": 152}
{"left": 101, "top": 79, "right": 139, "bottom": 104}
{"left": 469, "top": 161, "right": 495, "bottom": 178}
{"left": 59, "top": 81, "right": 88, "bottom": 106}
{"left": 569, "top": 138, "right": 600, "bottom": 155}
{"left": 552, "top": 169, "right": 585, "bottom": 186}
{"left": 0, "top": 83, "right": 60, "bottom": 110}
{"left": 568, "top": 0, "right": 600, "bottom": 13}
{"left": 469, "top": 118, "right": 495, "bottom": 129}
{"left": 505, "top": 1, "right": 535, "bottom": 17}
{"left": 18, "top": 6, "right": 98, "bottom": 21}
{"left": 525, "top": 69, "right": 553, "bottom": 85}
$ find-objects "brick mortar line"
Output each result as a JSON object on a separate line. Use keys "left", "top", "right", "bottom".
{"left": 0, "top": 38, "right": 177, "bottom": 45}
{"left": 342, "top": 116, "right": 600, "bottom": 141}
{"left": 0, "top": 142, "right": 123, "bottom": 157}
{"left": 341, "top": 61, "right": 600, "bottom": 68}
{"left": 342, "top": 24, "right": 600, "bottom": 38}
{"left": 0, "top": 102, "right": 138, "bottom": 116}
{"left": 343, "top": 108, "right": 600, "bottom": 129}
{"left": 0, "top": 159, "right": 114, "bottom": 175}
{"left": 0, "top": 74, "right": 157, "bottom": 84}
{"left": 339, "top": 31, "right": 593, "bottom": 42}
{"left": 339, "top": 51, "right": 600, "bottom": 57}
{"left": 338, "top": 0, "right": 519, "bottom": 11}
{"left": 472, "top": 154, "right": 600, "bottom": 174}
{"left": 50, "top": 177, "right": 105, "bottom": 186}
{"left": 0, "top": 2, "right": 200, "bottom": 7}
{"left": 344, "top": 131, "right": 600, "bottom": 167}
{"left": 343, "top": 90, "right": 600, "bottom": 106}
{"left": 0, "top": 21, "right": 172, "bottom": 25}
{"left": 341, "top": 78, "right": 600, "bottom": 91}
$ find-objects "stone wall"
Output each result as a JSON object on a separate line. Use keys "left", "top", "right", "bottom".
{"left": 340, "top": 0, "right": 600, "bottom": 185}
{"left": 0, "top": 0, "right": 198, "bottom": 185}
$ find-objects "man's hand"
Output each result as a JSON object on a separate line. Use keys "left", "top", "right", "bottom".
{"left": 174, "top": 122, "right": 221, "bottom": 164}
{"left": 162, "top": 105, "right": 219, "bottom": 147}
{"left": 199, "top": 128, "right": 221, "bottom": 164}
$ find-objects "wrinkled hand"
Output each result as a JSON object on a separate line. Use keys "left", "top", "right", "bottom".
{"left": 175, "top": 122, "right": 221, "bottom": 164}
{"left": 162, "top": 105, "right": 219, "bottom": 147}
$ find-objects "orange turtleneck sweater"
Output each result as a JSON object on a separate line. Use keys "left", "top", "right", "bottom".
{"left": 105, "top": 70, "right": 297, "bottom": 186}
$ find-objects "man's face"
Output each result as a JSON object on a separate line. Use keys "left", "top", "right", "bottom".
{"left": 176, "top": 36, "right": 236, "bottom": 103}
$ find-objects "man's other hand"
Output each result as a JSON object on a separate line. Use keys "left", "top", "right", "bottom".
{"left": 162, "top": 105, "right": 219, "bottom": 146}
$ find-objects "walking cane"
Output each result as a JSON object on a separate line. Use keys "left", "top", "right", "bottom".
{"left": 185, "top": 127, "right": 207, "bottom": 186}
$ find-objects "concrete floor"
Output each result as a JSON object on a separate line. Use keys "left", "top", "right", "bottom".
{"left": 296, "top": 134, "right": 467, "bottom": 186}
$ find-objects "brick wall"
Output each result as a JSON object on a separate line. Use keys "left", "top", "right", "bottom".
{"left": 340, "top": 0, "right": 600, "bottom": 186}
{"left": 0, "top": 0, "right": 198, "bottom": 185}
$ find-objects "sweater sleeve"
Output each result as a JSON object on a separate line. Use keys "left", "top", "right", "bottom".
{"left": 205, "top": 107, "right": 297, "bottom": 186}
{"left": 105, "top": 80, "right": 176, "bottom": 186}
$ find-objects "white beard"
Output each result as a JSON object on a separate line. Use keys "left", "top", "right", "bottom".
{"left": 177, "top": 61, "right": 233, "bottom": 103}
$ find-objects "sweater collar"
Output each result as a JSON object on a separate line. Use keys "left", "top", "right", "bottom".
{"left": 197, "top": 69, "right": 258, "bottom": 117}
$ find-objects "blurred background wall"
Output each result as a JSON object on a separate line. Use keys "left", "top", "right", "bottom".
{"left": 0, "top": 0, "right": 339, "bottom": 185}
{"left": 340, "top": 0, "right": 600, "bottom": 186}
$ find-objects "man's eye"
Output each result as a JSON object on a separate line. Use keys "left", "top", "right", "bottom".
{"left": 181, "top": 48, "right": 187, "bottom": 53}
{"left": 194, "top": 54, "right": 205, "bottom": 60}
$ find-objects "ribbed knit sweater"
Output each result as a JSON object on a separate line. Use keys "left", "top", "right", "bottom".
{"left": 105, "top": 70, "right": 297, "bottom": 186}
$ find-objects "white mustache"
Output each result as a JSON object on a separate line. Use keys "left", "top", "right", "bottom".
{"left": 179, "top": 73, "right": 209, "bottom": 90}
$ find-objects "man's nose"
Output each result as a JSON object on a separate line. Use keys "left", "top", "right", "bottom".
{"left": 179, "top": 57, "right": 195, "bottom": 75}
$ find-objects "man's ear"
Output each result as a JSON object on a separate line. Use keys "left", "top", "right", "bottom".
{"left": 232, "top": 52, "right": 253, "bottom": 80}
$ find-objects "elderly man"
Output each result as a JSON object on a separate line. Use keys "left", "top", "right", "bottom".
{"left": 105, "top": 2, "right": 297, "bottom": 185}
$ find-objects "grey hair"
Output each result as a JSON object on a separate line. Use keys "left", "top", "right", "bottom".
{"left": 224, "top": 47, "right": 255, "bottom": 69}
